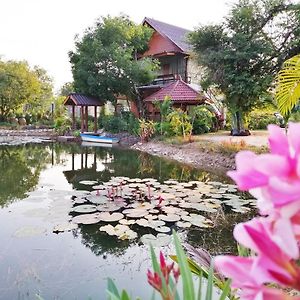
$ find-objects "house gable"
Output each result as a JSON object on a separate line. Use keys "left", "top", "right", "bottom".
{"left": 142, "top": 31, "right": 182, "bottom": 57}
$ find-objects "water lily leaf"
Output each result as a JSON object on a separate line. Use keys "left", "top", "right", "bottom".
{"left": 96, "top": 203, "right": 120, "bottom": 212}
{"left": 176, "top": 221, "right": 192, "bottom": 228}
{"left": 122, "top": 208, "right": 148, "bottom": 218}
{"left": 72, "top": 213, "right": 101, "bottom": 224}
{"left": 85, "top": 195, "right": 108, "bottom": 205}
{"left": 155, "top": 226, "right": 171, "bottom": 233}
{"left": 99, "top": 212, "right": 124, "bottom": 222}
{"left": 79, "top": 180, "right": 98, "bottom": 185}
{"left": 72, "top": 204, "right": 97, "bottom": 214}
{"left": 119, "top": 219, "right": 136, "bottom": 225}
{"left": 140, "top": 233, "right": 171, "bottom": 247}
{"left": 158, "top": 214, "right": 180, "bottom": 222}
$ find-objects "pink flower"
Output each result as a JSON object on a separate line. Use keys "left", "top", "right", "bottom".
{"left": 216, "top": 217, "right": 300, "bottom": 291}
{"left": 215, "top": 255, "right": 300, "bottom": 300}
{"left": 228, "top": 123, "right": 300, "bottom": 212}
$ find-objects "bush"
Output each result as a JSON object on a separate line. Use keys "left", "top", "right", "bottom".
{"left": 155, "top": 121, "right": 175, "bottom": 137}
{"left": 98, "top": 112, "right": 140, "bottom": 135}
{"left": 191, "top": 107, "right": 215, "bottom": 134}
{"left": 247, "top": 109, "right": 279, "bottom": 130}
{"left": 54, "top": 116, "right": 72, "bottom": 135}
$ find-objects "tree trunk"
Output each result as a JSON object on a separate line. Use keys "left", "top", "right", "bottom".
{"left": 231, "top": 110, "right": 250, "bottom": 136}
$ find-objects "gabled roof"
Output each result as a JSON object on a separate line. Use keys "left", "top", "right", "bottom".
{"left": 143, "top": 79, "right": 206, "bottom": 103}
{"left": 143, "top": 17, "right": 191, "bottom": 53}
{"left": 64, "top": 93, "right": 104, "bottom": 106}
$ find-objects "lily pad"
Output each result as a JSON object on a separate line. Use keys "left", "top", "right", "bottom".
{"left": 96, "top": 203, "right": 120, "bottom": 212}
{"left": 72, "top": 204, "right": 97, "bottom": 214}
{"left": 72, "top": 213, "right": 101, "bottom": 224}
{"left": 155, "top": 226, "right": 171, "bottom": 233}
{"left": 79, "top": 180, "right": 98, "bottom": 185}
{"left": 176, "top": 221, "right": 192, "bottom": 228}
{"left": 119, "top": 219, "right": 136, "bottom": 225}
{"left": 158, "top": 214, "right": 180, "bottom": 222}
{"left": 99, "top": 212, "right": 124, "bottom": 222}
{"left": 140, "top": 233, "right": 171, "bottom": 247}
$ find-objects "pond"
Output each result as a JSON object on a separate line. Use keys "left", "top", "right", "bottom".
{"left": 0, "top": 143, "right": 254, "bottom": 299}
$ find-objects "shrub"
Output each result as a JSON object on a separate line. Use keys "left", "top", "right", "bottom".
{"left": 190, "top": 106, "right": 215, "bottom": 134}
{"left": 247, "top": 109, "right": 279, "bottom": 130}
{"left": 168, "top": 109, "right": 192, "bottom": 138}
{"left": 139, "top": 119, "right": 156, "bottom": 142}
{"left": 155, "top": 121, "right": 175, "bottom": 137}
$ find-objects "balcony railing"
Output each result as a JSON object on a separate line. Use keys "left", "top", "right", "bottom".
{"left": 152, "top": 74, "right": 191, "bottom": 86}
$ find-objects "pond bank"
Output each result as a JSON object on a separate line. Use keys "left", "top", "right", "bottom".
{"left": 0, "top": 129, "right": 56, "bottom": 145}
{"left": 132, "top": 141, "right": 236, "bottom": 174}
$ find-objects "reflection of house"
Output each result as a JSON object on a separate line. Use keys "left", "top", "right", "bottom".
{"left": 132, "top": 18, "right": 220, "bottom": 119}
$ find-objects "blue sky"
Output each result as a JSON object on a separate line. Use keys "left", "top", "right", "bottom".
{"left": 0, "top": 0, "right": 235, "bottom": 91}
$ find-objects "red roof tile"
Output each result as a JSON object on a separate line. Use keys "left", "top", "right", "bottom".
{"left": 143, "top": 17, "right": 191, "bottom": 53}
{"left": 143, "top": 79, "right": 205, "bottom": 103}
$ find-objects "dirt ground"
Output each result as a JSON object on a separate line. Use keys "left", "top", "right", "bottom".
{"left": 196, "top": 130, "right": 269, "bottom": 147}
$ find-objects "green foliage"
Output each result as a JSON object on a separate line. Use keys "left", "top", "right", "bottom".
{"left": 190, "top": 0, "right": 300, "bottom": 133}
{"left": 247, "top": 109, "right": 279, "bottom": 129}
{"left": 275, "top": 54, "right": 300, "bottom": 118}
{"left": 139, "top": 119, "right": 155, "bottom": 142}
{"left": 59, "top": 82, "right": 74, "bottom": 96}
{"left": 168, "top": 109, "right": 192, "bottom": 138}
{"left": 98, "top": 111, "right": 139, "bottom": 134}
{"left": 0, "top": 59, "right": 53, "bottom": 121}
{"left": 106, "top": 231, "right": 233, "bottom": 300}
{"left": 190, "top": 106, "right": 215, "bottom": 134}
{"left": 155, "top": 122, "right": 175, "bottom": 137}
{"left": 54, "top": 116, "right": 72, "bottom": 135}
{"left": 69, "top": 15, "right": 159, "bottom": 108}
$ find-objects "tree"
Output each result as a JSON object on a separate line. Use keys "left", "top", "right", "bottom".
{"left": 0, "top": 60, "right": 53, "bottom": 121}
{"left": 69, "top": 15, "right": 159, "bottom": 114}
{"left": 154, "top": 96, "right": 173, "bottom": 135}
{"left": 190, "top": 0, "right": 300, "bottom": 135}
{"left": 59, "top": 82, "right": 74, "bottom": 96}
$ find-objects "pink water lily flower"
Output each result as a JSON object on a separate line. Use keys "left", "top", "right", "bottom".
{"left": 228, "top": 123, "right": 300, "bottom": 212}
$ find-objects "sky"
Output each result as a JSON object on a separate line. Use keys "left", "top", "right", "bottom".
{"left": 0, "top": 0, "right": 236, "bottom": 92}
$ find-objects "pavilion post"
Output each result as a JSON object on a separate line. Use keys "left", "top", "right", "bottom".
{"left": 85, "top": 106, "right": 88, "bottom": 132}
{"left": 80, "top": 106, "right": 84, "bottom": 133}
{"left": 72, "top": 105, "right": 75, "bottom": 130}
{"left": 94, "top": 106, "right": 97, "bottom": 133}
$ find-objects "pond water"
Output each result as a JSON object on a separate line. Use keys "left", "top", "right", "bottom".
{"left": 0, "top": 143, "right": 254, "bottom": 300}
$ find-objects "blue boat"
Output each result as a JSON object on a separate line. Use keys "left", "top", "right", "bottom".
{"left": 80, "top": 133, "right": 119, "bottom": 144}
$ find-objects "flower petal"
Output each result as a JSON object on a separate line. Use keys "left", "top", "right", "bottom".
{"left": 268, "top": 124, "right": 289, "bottom": 157}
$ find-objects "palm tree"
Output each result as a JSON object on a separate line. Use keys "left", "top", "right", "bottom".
{"left": 276, "top": 54, "right": 300, "bottom": 119}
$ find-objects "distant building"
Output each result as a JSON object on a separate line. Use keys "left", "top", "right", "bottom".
{"left": 131, "top": 17, "right": 222, "bottom": 120}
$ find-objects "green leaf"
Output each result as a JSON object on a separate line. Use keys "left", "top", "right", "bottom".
{"left": 106, "top": 290, "right": 121, "bottom": 300}
{"left": 276, "top": 55, "right": 300, "bottom": 117}
{"left": 205, "top": 264, "right": 213, "bottom": 300}
{"left": 107, "top": 278, "right": 121, "bottom": 298}
{"left": 197, "top": 270, "right": 203, "bottom": 300}
{"left": 219, "top": 279, "right": 231, "bottom": 300}
{"left": 121, "top": 290, "right": 131, "bottom": 300}
{"left": 172, "top": 230, "right": 195, "bottom": 300}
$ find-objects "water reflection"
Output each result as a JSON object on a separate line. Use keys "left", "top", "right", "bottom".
{"left": 0, "top": 145, "right": 50, "bottom": 206}
{"left": 62, "top": 144, "right": 227, "bottom": 190}
{"left": 0, "top": 143, "right": 253, "bottom": 299}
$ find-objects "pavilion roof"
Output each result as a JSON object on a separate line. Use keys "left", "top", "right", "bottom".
{"left": 64, "top": 93, "right": 104, "bottom": 106}
{"left": 143, "top": 79, "right": 206, "bottom": 104}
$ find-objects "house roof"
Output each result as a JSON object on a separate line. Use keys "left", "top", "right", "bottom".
{"left": 143, "top": 79, "right": 206, "bottom": 103}
{"left": 64, "top": 93, "right": 104, "bottom": 106}
{"left": 143, "top": 17, "right": 191, "bottom": 53}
